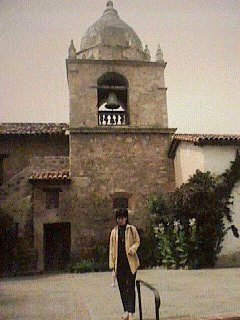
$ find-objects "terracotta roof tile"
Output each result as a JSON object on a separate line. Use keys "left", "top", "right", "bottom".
{"left": 0, "top": 123, "right": 69, "bottom": 135}
{"left": 29, "top": 170, "right": 70, "bottom": 181}
{"left": 172, "top": 133, "right": 240, "bottom": 143}
{"left": 168, "top": 133, "right": 240, "bottom": 159}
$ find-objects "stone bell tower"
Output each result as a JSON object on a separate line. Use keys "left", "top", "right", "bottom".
{"left": 66, "top": 1, "right": 176, "bottom": 258}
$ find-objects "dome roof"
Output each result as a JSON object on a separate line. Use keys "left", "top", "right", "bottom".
{"left": 79, "top": 1, "right": 145, "bottom": 60}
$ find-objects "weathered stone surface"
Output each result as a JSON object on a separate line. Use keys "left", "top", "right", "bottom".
{"left": 69, "top": 132, "right": 175, "bottom": 239}
{"left": 0, "top": 166, "right": 32, "bottom": 227}
{"left": 0, "top": 135, "right": 70, "bottom": 272}
{"left": 67, "top": 59, "right": 168, "bottom": 128}
{"left": 30, "top": 156, "right": 69, "bottom": 172}
{"left": 0, "top": 135, "right": 69, "bottom": 183}
{"left": 78, "top": 1, "right": 145, "bottom": 61}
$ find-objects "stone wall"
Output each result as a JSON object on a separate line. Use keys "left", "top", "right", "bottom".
{"left": 67, "top": 59, "right": 168, "bottom": 128}
{"left": 0, "top": 135, "right": 70, "bottom": 272}
{"left": 30, "top": 156, "right": 69, "bottom": 172}
{"left": 0, "top": 135, "right": 69, "bottom": 183}
{"left": 68, "top": 130, "right": 176, "bottom": 261}
{"left": 32, "top": 180, "right": 71, "bottom": 271}
{"left": 0, "top": 166, "right": 33, "bottom": 238}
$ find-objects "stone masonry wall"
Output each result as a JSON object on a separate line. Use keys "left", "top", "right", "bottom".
{"left": 67, "top": 60, "right": 168, "bottom": 128}
{"left": 68, "top": 131, "right": 175, "bottom": 260}
{"left": 30, "top": 156, "right": 69, "bottom": 172}
{"left": 0, "top": 135, "right": 69, "bottom": 184}
{"left": 0, "top": 135, "right": 70, "bottom": 271}
{"left": 32, "top": 180, "right": 71, "bottom": 271}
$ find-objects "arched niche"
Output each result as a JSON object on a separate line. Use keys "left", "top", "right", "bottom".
{"left": 97, "top": 72, "right": 129, "bottom": 126}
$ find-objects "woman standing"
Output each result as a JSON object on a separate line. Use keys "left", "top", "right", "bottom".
{"left": 109, "top": 208, "right": 141, "bottom": 320}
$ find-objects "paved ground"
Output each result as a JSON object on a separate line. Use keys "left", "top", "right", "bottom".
{"left": 0, "top": 268, "right": 240, "bottom": 320}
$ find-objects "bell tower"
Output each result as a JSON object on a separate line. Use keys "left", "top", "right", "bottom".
{"left": 66, "top": 2, "right": 176, "bottom": 255}
{"left": 67, "top": 1, "right": 170, "bottom": 129}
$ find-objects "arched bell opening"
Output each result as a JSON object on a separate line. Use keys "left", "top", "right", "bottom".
{"left": 97, "top": 72, "right": 129, "bottom": 126}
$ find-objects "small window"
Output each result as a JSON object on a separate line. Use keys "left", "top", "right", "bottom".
{"left": 113, "top": 197, "right": 128, "bottom": 209}
{"left": 46, "top": 189, "right": 59, "bottom": 209}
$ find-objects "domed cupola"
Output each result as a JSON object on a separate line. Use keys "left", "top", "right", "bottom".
{"left": 77, "top": 1, "right": 146, "bottom": 61}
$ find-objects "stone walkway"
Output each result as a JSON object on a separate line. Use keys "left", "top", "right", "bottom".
{"left": 0, "top": 268, "right": 240, "bottom": 320}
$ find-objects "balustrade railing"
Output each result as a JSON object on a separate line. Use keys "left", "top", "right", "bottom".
{"left": 98, "top": 111, "right": 127, "bottom": 126}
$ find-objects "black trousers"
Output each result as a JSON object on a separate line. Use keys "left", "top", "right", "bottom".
{"left": 116, "top": 262, "right": 137, "bottom": 313}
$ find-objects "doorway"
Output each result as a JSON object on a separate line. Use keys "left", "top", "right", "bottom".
{"left": 43, "top": 222, "right": 71, "bottom": 271}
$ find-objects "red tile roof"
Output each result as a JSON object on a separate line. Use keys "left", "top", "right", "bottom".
{"left": 0, "top": 123, "right": 69, "bottom": 135}
{"left": 29, "top": 170, "right": 70, "bottom": 181}
{"left": 168, "top": 133, "right": 240, "bottom": 158}
{"left": 172, "top": 133, "right": 240, "bottom": 143}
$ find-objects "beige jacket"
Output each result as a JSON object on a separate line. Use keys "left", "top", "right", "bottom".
{"left": 109, "top": 224, "right": 140, "bottom": 275}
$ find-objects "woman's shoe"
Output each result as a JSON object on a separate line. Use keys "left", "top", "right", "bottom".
{"left": 121, "top": 311, "right": 129, "bottom": 320}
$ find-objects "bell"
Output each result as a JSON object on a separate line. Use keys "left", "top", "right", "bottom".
{"left": 105, "top": 92, "right": 120, "bottom": 109}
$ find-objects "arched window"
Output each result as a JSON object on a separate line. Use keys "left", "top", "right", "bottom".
{"left": 97, "top": 72, "right": 129, "bottom": 126}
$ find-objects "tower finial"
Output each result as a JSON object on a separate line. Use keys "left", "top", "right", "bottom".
{"left": 68, "top": 39, "right": 76, "bottom": 59}
{"left": 104, "top": 1, "right": 118, "bottom": 15}
{"left": 106, "top": 1, "right": 113, "bottom": 8}
{"left": 155, "top": 44, "right": 164, "bottom": 62}
{"left": 144, "top": 44, "right": 151, "bottom": 61}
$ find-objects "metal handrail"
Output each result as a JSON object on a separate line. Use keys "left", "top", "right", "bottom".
{"left": 136, "top": 279, "right": 161, "bottom": 320}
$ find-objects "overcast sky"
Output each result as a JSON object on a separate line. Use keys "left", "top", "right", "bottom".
{"left": 0, "top": 0, "right": 239, "bottom": 133}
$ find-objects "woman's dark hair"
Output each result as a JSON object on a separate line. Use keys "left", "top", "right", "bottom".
{"left": 115, "top": 208, "right": 129, "bottom": 224}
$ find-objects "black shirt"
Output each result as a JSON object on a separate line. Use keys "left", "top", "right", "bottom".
{"left": 117, "top": 224, "right": 130, "bottom": 270}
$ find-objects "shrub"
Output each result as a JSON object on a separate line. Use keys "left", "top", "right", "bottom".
{"left": 0, "top": 208, "right": 38, "bottom": 276}
{"left": 68, "top": 242, "right": 109, "bottom": 273}
{"left": 148, "top": 150, "right": 240, "bottom": 269}
{"left": 93, "top": 242, "right": 109, "bottom": 271}
{"left": 70, "top": 259, "right": 96, "bottom": 273}
{"left": 154, "top": 218, "right": 198, "bottom": 269}
{"left": 137, "top": 228, "right": 159, "bottom": 268}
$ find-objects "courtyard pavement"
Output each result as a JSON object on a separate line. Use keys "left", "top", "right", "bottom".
{"left": 0, "top": 268, "right": 240, "bottom": 320}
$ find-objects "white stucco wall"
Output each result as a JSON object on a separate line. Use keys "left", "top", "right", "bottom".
{"left": 174, "top": 142, "right": 240, "bottom": 266}
{"left": 203, "top": 145, "right": 240, "bottom": 175}
{"left": 174, "top": 142, "right": 204, "bottom": 188}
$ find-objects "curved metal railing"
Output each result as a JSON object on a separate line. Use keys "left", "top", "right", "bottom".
{"left": 136, "top": 279, "right": 161, "bottom": 320}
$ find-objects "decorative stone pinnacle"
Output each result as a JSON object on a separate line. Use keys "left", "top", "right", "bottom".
{"left": 128, "top": 34, "right": 133, "bottom": 47}
{"left": 155, "top": 44, "right": 164, "bottom": 62}
{"left": 104, "top": 0, "right": 118, "bottom": 15}
{"left": 144, "top": 44, "right": 151, "bottom": 61}
{"left": 107, "top": 1, "right": 113, "bottom": 8}
{"left": 68, "top": 39, "right": 76, "bottom": 59}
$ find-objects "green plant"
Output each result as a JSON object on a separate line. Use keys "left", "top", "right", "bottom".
{"left": 68, "top": 241, "right": 110, "bottom": 273}
{"left": 70, "top": 259, "right": 96, "bottom": 273}
{"left": 0, "top": 207, "right": 37, "bottom": 276}
{"left": 93, "top": 242, "right": 108, "bottom": 271}
{"left": 148, "top": 150, "right": 240, "bottom": 269}
{"left": 154, "top": 218, "right": 198, "bottom": 269}
{"left": 137, "top": 228, "right": 159, "bottom": 268}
